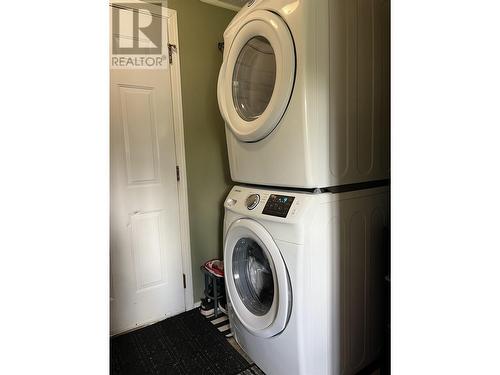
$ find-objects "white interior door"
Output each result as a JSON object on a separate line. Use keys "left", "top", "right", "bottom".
{"left": 110, "top": 7, "right": 185, "bottom": 335}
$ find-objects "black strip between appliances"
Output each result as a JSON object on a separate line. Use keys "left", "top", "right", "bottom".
{"left": 238, "top": 179, "right": 389, "bottom": 195}
{"left": 325, "top": 179, "right": 390, "bottom": 194}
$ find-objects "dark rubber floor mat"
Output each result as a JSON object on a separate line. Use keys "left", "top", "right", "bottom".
{"left": 111, "top": 309, "right": 251, "bottom": 375}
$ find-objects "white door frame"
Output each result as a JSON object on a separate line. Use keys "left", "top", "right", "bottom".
{"left": 166, "top": 8, "right": 195, "bottom": 310}
{"left": 110, "top": 1, "right": 194, "bottom": 310}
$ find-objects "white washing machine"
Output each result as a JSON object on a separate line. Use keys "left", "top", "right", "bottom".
{"left": 223, "top": 185, "right": 389, "bottom": 374}
{"left": 217, "top": 0, "right": 390, "bottom": 189}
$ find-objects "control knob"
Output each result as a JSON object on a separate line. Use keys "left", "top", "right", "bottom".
{"left": 245, "top": 194, "right": 260, "bottom": 210}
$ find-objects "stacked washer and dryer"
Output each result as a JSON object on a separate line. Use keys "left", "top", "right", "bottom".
{"left": 217, "top": 1, "right": 390, "bottom": 374}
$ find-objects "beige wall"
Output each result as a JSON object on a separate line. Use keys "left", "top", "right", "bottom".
{"left": 168, "top": 0, "right": 235, "bottom": 302}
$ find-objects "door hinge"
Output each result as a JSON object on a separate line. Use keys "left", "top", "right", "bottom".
{"left": 168, "top": 43, "right": 177, "bottom": 64}
{"left": 176, "top": 165, "right": 180, "bottom": 181}
{"left": 182, "top": 274, "right": 186, "bottom": 289}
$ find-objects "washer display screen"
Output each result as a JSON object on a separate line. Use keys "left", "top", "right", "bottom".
{"left": 262, "top": 194, "right": 294, "bottom": 218}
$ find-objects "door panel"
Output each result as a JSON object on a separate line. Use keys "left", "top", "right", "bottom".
{"left": 130, "top": 211, "right": 165, "bottom": 290}
{"left": 120, "top": 85, "right": 160, "bottom": 184}
{"left": 110, "top": 24, "right": 185, "bottom": 333}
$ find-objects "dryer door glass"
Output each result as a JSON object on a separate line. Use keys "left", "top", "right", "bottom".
{"left": 232, "top": 237, "right": 274, "bottom": 316}
{"left": 232, "top": 36, "right": 276, "bottom": 122}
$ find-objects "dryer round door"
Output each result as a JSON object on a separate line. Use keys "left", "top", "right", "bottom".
{"left": 224, "top": 219, "right": 291, "bottom": 337}
{"left": 217, "top": 10, "right": 295, "bottom": 142}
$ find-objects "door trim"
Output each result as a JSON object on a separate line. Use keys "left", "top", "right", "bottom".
{"left": 166, "top": 8, "right": 195, "bottom": 310}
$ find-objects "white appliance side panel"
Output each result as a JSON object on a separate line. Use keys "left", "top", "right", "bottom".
{"left": 367, "top": 205, "right": 388, "bottom": 359}
{"left": 340, "top": 188, "right": 389, "bottom": 374}
{"left": 330, "top": 0, "right": 390, "bottom": 184}
{"left": 346, "top": 210, "right": 368, "bottom": 371}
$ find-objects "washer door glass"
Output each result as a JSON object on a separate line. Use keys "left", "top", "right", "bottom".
{"left": 232, "top": 237, "right": 274, "bottom": 316}
{"left": 232, "top": 36, "right": 277, "bottom": 122}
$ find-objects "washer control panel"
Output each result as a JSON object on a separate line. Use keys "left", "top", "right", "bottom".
{"left": 245, "top": 194, "right": 260, "bottom": 210}
{"left": 225, "top": 186, "right": 305, "bottom": 220}
{"left": 262, "top": 194, "right": 295, "bottom": 218}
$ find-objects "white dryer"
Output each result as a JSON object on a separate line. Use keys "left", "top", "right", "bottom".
{"left": 218, "top": 0, "right": 390, "bottom": 189}
{"left": 223, "top": 185, "right": 389, "bottom": 374}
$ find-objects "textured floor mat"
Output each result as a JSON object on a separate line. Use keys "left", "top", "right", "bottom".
{"left": 111, "top": 309, "right": 251, "bottom": 375}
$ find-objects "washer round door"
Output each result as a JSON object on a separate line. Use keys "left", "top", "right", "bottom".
{"left": 224, "top": 219, "right": 291, "bottom": 337}
{"left": 217, "top": 10, "right": 295, "bottom": 142}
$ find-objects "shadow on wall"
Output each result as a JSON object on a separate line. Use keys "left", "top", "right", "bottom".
{"left": 167, "top": 0, "right": 236, "bottom": 303}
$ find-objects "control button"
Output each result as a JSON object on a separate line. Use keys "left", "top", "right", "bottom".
{"left": 226, "top": 198, "right": 237, "bottom": 207}
{"left": 245, "top": 194, "right": 260, "bottom": 210}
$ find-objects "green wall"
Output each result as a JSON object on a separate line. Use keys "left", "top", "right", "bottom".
{"left": 167, "top": 0, "right": 235, "bottom": 302}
